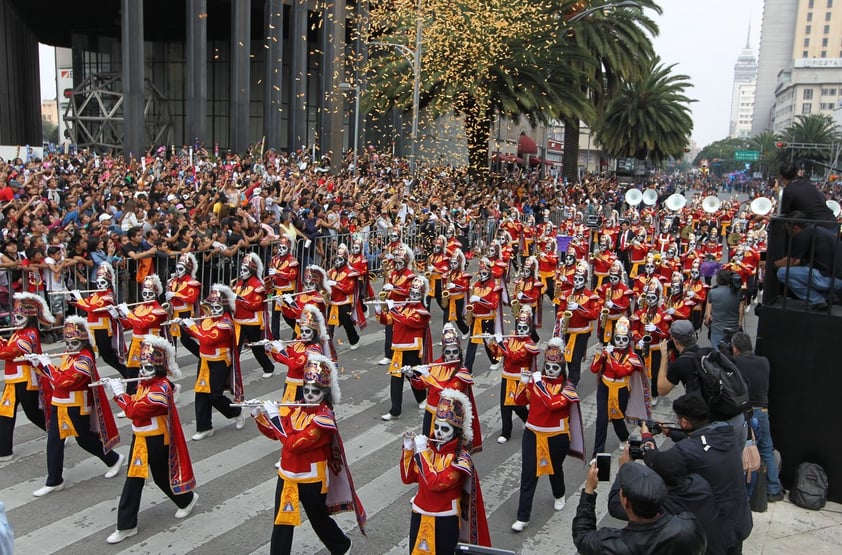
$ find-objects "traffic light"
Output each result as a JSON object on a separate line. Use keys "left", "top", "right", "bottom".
{"left": 776, "top": 141, "right": 788, "bottom": 149}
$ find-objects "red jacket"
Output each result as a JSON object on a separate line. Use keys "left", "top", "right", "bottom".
{"left": 257, "top": 405, "right": 337, "bottom": 479}
{"left": 234, "top": 275, "right": 267, "bottom": 325}
{"left": 590, "top": 349, "right": 642, "bottom": 380}
{"left": 185, "top": 315, "right": 235, "bottom": 357}
{"left": 0, "top": 327, "right": 41, "bottom": 388}
{"left": 379, "top": 302, "right": 430, "bottom": 350}
{"left": 268, "top": 254, "right": 299, "bottom": 293}
{"left": 168, "top": 275, "right": 200, "bottom": 313}
{"left": 525, "top": 378, "right": 578, "bottom": 434}
{"left": 400, "top": 438, "right": 471, "bottom": 516}
{"left": 122, "top": 302, "right": 167, "bottom": 335}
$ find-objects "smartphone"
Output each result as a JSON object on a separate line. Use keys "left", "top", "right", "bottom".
{"left": 596, "top": 453, "right": 611, "bottom": 482}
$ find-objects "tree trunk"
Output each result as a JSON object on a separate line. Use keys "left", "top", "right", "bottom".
{"left": 463, "top": 98, "right": 491, "bottom": 185}
{"left": 563, "top": 117, "right": 579, "bottom": 183}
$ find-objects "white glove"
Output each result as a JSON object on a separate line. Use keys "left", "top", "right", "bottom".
{"left": 532, "top": 371, "right": 542, "bottom": 383}
{"left": 686, "top": 291, "right": 696, "bottom": 299}
{"left": 636, "top": 340, "right": 644, "bottom": 350}
{"left": 520, "top": 372, "right": 531, "bottom": 384}
{"left": 495, "top": 333, "right": 503, "bottom": 344}
{"left": 427, "top": 265, "right": 435, "bottom": 273}
{"left": 558, "top": 275, "right": 567, "bottom": 283}
{"left": 374, "top": 302, "right": 383, "bottom": 315}
{"left": 117, "top": 302, "right": 130, "bottom": 316}
{"left": 382, "top": 283, "right": 395, "bottom": 291}
{"left": 644, "top": 323, "right": 657, "bottom": 332}
{"left": 469, "top": 295, "right": 481, "bottom": 303}
{"left": 248, "top": 399, "right": 263, "bottom": 417}
{"left": 70, "top": 289, "right": 82, "bottom": 301}
{"left": 38, "top": 354, "right": 53, "bottom": 368}
{"left": 268, "top": 268, "right": 278, "bottom": 276}
{"left": 517, "top": 292, "right": 525, "bottom": 300}
{"left": 604, "top": 345, "right": 615, "bottom": 354}
{"left": 269, "top": 340, "right": 285, "bottom": 352}
{"left": 282, "top": 294, "right": 294, "bottom": 304}
{"left": 447, "top": 282, "right": 456, "bottom": 289}
{"left": 386, "top": 299, "right": 395, "bottom": 311}
{"left": 263, "top": 400, "right": 280, "bottom": 420}
{"left": 327, "top": 280, "right": 338, "bottom": 287}
{"left": 666, "top": 308, "right": 675, "bottom": 315}
{"left": 181, "top": 318, "right": 195, "bottom": 328}
{"left": 106, "top": 306, "right": 120, "bottom": 318}
{"left": 165, "top": 291, "right": 175, "bottom": 301}
{"left": 416, "top": 365, "right": 430, "bottom": 377}
{"left": 567, "top": 301, "right": 579, "bottom": 311}
{"left": 109, "top": 378, "right": 126, "bottom": 397}
{"left": 605, "top": 300, "right": 614, "bottom": 309}
{"left": 413, "top": 434, "right": 428, "bottom": 453}
{"left": 403, "top": 435, "right": 415, "bottom": 451}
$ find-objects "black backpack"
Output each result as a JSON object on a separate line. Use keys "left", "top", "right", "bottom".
{"left": 687, "top": 348, "right": 751, "bottom": 419}
{"left": 790, "top": 462, "right": 829, "bottom": 510}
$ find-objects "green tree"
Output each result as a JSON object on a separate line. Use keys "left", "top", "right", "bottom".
{"left": 779, "top": 114, "right": 841, "bottom": 171}
{"left": 596, "top": 57, "right": 694, "bottom": 165}
{"left": 749, "top": 131, "right": 781, "bottom": 178}
{"left": 361, "top": 0, "right": 660, "bottom": 182}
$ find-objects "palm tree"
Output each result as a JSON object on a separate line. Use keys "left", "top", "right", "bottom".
{"left": 749, "top": 131, "right": 781, "bottom": 178}
{"left": 595, "top": 57, "right": 694, "bottom": 165}
{"left": 779, "top": 114, "right": 841, "bottom": 169}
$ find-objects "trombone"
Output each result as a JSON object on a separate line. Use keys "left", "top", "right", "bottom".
{"left": 89, "top": 376, "right": 145, "bottom": 387}
{"left": 14, "top": 351, "right": 80, "bottom": 363}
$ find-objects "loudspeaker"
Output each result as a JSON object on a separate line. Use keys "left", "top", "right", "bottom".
{"left": 756, "top": 303, "right": 842, "bottom": 502}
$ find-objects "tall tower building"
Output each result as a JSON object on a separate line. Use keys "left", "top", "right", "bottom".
{"left": 752, "top": 0, "right": 798, "bottom": 135}
{"left": 729, "top": 26, "right": 758, "bottom": 138}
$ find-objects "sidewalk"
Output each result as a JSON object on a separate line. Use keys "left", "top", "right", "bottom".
{"left": 745, "top": 497, "right": 842, "bottom": 554}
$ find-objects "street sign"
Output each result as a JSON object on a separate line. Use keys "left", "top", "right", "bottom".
{"left": 734, "top": 150, "right": 760, "bottom": 161}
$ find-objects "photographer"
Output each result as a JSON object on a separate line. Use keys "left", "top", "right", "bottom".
{"left": 704, "top": 269, "right": 744, "bottom": 351}
{"left": 638, "top": 395, "right": 752, "bottom": 555}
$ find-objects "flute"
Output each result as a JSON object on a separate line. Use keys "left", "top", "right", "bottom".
{"left": 89, "top": 376, "right": 145, "bottom": 387}
{"left": 229, "top": 400, "right": 319, "bottom": 408}
{"left": 0, "top": 326, "right": 22, "bottom": 333}
{"left": 161, "top": 315, "right": 222, "bottom": 326}
{"left": 402, "top": 430, "right": 446, "bottom": 444}
{"left": 245, "top": 339, "right": 279, "bottom": 348}
{"left": 13, "top": 351, "right": 80, "bottom": 362}
{"left": 470, "top": 334, "right": 523, "bottom": 340}
{"left": 93, "top": 300, "right": 150, "bottom": 313}
{"left": 49, "top": 289, "right": 100, "bottom": 296}
{"left": 363, "top": 299, "right": 411, "bottom": 306}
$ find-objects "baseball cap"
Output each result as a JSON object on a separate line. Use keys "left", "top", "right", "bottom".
{"left": 98, "top": 213, "right": 113, "bottom": 223}
{"left": 669, "top": 320, "right": 696, "bottom": 343}
{"left": 617, "top": 462, "right": 667, "bottom": 511}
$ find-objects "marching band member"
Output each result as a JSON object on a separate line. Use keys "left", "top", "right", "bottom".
{"left": 267, "top": 236, "right": 300, "bottom": 340}
{"left": 628, "top": 232, "right": 651, "bottom": 278}
{"left": 511, "top": 338, "right": 585, "bottom": 532}
{"left": 657, "top": 243, "right": 682, "bottom": 282}
{"left": 681, "top": 234, "right": 701, "bottom": 273}
{"left": 348, "top": 237, "right": 374, "bottom": 303}
{"left": 631, "top": 253, "right": 663, "bottom": 298}
{"left": 442, "top": 248, "right": 471, "bottom": 336}
{"left": 485, "top": 307, "right": 540, "bottom": 445}
{"left": 553, "top": 261, "right": 599, "bottom": 387}
{"left": 378, "top": 276, "right": 431, "bottom": 421}
{"left": 553, "top": 246, "right": 578, "bottom": 310}
{"left": 400, "top": 388, "right": 491, "bottom": 553}
{"left": 487, "top": 240, "right": 510, "bottom": 296}
{"left": 590, "top": 236, "right": 616, "bottom": 290}
{"left": 703, "top": 227, "right": 723, "bottom": 261}
{"left": 501, "top": 212, "right": 523, "bottom": 267}
{"left": 267, "top": 304, "right": 331, "bottom": 403}
{"left": 165, "top": 253, "right": 201, "bottom": 356}
{"left": 589, "top": 317, "right": 648, "bottom": 457}
{"left": 512, "top": 256, "right": 544, "bottom": 337}
{"left": 537, "top": 239, "right": 558, "bottom": 304}
{"left": 251, "top": 353, "right": 365, "bottom": 555}
{"left": 233, "top": 252, "right": 276, "bottom": 378}
{"left": 28, "top": 316, "right": 123, "bottom": 497}
{"left": 596, "top": 261, "right": 633, "bottom": 344}
{"left": 685, "top": 260, "right": 709, "bottom": 331}
{"left": 444, "top": 224, "right": 462, "bottom": 256}
{"left": 378, "top": 244, "right": 417, "bottom": 366}
{"left": 464, "top": 258, "right": 502, "bottom": 373}
{"left": 281, "top": 265, "right": 330, "bottom": 326}
{"left": 114, "top": 275, "right": 168, "bottom": 400}
{"left": 631, "top": 279, "right": 672, "bottom": 407}
{"left": 663, "top": 271, "right": 693, "bottom": 321}
{"left": 426, "top": 235, "right": 450, "bottom": 318}
{"left": 326, "top": 244, "right": 362, "bottom": 350}
{"left": 407, "top": 324, "right": 481, "bottom": 452}
{"left": 0, "top": 293, "right": 53, "bottom": 461}
{"left": 102, "top": 337, "right": 197, "bottom": 544}
{"left": 522, "top": 214, "right": 537, "bottom": 257}
{"left": 70, "top": 262, "right": 127, "bottom": 378}
{"left": 384, "top": 226, "right": 404, "bottom": 260}
{"left": 181, "top": 284, "right": 245, "bottom": 440}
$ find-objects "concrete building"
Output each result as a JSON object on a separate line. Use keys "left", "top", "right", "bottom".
{"left": 752, "top": 0, "right": 797, "bottom": 135}
{"left": 729, "top": 29, "right": 758, "bottom": 138}
{"left": 773, "top": 61, "right": 842, "bottom": 131}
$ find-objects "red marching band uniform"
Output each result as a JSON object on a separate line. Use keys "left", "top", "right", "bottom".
{"left": 442, "top": 249, "right": 472, "bottom": 335}
{"left": 630, "top": 279, "right": 672, "bottom": 406}
{"left": 596, "top": 261, "right": 633, "bottom": 344}
{"left": 71, "top": 262, "right": 127, "bottom": 374}
{"left": 426, "top": 235, "right": 451, "bottom": 311}
{"left": 553, "top": 261, "right": 599, "bottom": 387}
{"left": 327, "top": 243, "right": 364, "bottom": 341}
{"left": 166, "top": 253, "right": 201, "bottom": 340}
{"left": 513, "top": 256, "right": 544, "bottom": 329}
{"left": 233, "top": 252, "right": 275, "bottom": 376}
{"left": 267, "top": 304, "right": 331, "bottom": 403}
{"left": 267, "top": 236, "right": 300, "bottom": 336}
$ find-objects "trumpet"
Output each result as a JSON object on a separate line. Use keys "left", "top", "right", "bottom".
{"left": 14, "top": 351, "right": 80, "bottom": 362}
{"left": 49, "top": 289, "right": 100, "bottom": 296}
{"left": 640, "top": 335, "right": 652, "bottom": 359}
{"left": 89, "top": 376, "right": 145, "bottom": 387}
{"left": 229, "top": 400, "right": 319, "bottom": 408}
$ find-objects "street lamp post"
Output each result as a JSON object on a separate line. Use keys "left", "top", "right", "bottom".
{"left": 339, "top": 82, "right": 360, "bottom": 174}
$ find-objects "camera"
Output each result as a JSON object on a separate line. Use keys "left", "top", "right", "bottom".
{"left": 628, "top": 436, "right": 645, "bottom": 460}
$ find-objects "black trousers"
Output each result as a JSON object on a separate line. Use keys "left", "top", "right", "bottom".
{"left": 271, "top": 307, "right": 297, "bottom": 341}
{"left": 464, "top": 319, "right": 498, "bottom": 373}
{"left": 592, "top": 380, "right": 630, "bottom": 457}
{"left": 544, "top": 277, "right": 556, "bottom": 303}
{"left": 445, "top": 298, "right": 470, "bottom": 334}
{"left": 238, "top": 324, "right": 275, "bottom": 374}
{"left": 409, "top": 512, "right": 459, "bottom": 555}
{"left": 94, "top": 328, "right": 128, "bottom": 377}
{"left": 635, "top": 348, "right": 663, "bottom": 399}
{"left": 383, "top": 324, "right": 394, "bottom": 359}
{"left": 388, "top": 350, "right": 426, "bottom": 416}
{"left": 562, "top": 332, "right": 591, "bottom": 387}
{"left": 0, "top": 382, "right": 46, "bottom": 456}
{"left": 517, "top": 428, "right": 569, "bottom": 522}
{"left": 172, "top": 311, "right": 200, "bottom": 358}
{"left": 499, "top": 380, "right": 529, "bottom": 440}
{"left": 270, "top": 478, "right": 351, "bottom": 555}
{"left": 328, "top": 304, "right": 359, "bottom": 347}
{"left": 46, "top": 404, "right": 119, "bottom": 486}
{"left": 117, "top": 434, "right": 194, "bottom": 530}
{"left": 194, "top": 359, "right": 242, "bottom": 432}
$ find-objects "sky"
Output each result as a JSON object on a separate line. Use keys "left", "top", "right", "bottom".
{"left": 38, "top": 0, "right": 765, "bottom": 150}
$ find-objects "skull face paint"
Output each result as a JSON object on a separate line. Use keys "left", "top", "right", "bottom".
{"left": 478, "top": 269, "right": 491, "bottom": 282}
{"left": 240, "top": 264, "right": 252, "bottom": 281}
{"left": 389, "top": 231, "right": 400, "bottom": 243}
{"left": 543, "top": 361, "right": 563, "bottom": 378}
{"left": 351, "top": 243, "right": 361, "bottom": 255}
{"left": 613, "top": 334, "right": 630, "bottom": 349}
{"left": 433, "top": 422, "right": 454, "bottom": 443}
{"left": 209, "top": 302, "right": 225, "bottom": 317}
{"left": 141, "top": 287, "right": 157, "bottom": 301}
{"left": 96, "top": 277, "right": 110, "bottom": 290}
{"left": 609, "top": 274, "right": 621, "bottom": 285}
{"left": 300, "top": 326, "right": 315, "bottom": 342}
{"left": 66, "top": 338, "right": 83, "bottom": 352}
{"left": 516, "top": 321, "right": 530, "bottom": 336}
{"left": 690, "top": 269, "right": 700, "bottom": 280}
{"left": 175, "top": 263, "right": 187, "bottom": 278}
{"left": 334, "top": 255, "right": 346, "bottom": 269}
{"left": 12, "top": 308, "right": 27, "bottom": 327}
{"left": 443, "top": 346, "right": 461, "bottom": 363}
{"left": 645, "top": 292, "right": 659, "bottom": 306}
{"left": 139, "top": 363, "right": 157, "bottom": 381}
{"left": 394, "top": 257, "right": 407, "bottom": 271}
{"left": 277, "top": 243, "right": 289, "bottom": 257}
{"left": 573, "top": 274, "right": 586, "bottom": 290}
{"left": 301, "top": 384, "right": 325, "bottom": 405}
{"left": 644, "top": 263, "right": 655, "bottom": 275}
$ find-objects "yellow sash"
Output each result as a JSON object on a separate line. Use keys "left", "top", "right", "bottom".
{"left": 629, "top": 262, "right": 641, "bottom": 278}
{"left": 281, "top": 383, "right": 299, "bottom": 404}
{"left": 274, "top": 462, "right": 328, "bottom": 526}
{"left": 127, "top": 336, "right": 143, "bottom": 368}
{"left": 56, "top": 406, "right": 78, "bottom": 439}
{"left": 128, "top": 435, "right": 149, "bottom": 479}
{"left": 470, "top": 318, "right": 485, "bottom": 344}
{"left": 411, "top": 514, "right": 438, "bottom": 555}
{"left": 447, "top": 297, "right": 460, "bottom": 321}
{"left": 535, "top": 429, "right": 565, "bottom": 477}
{"left": 170, "top": 309, "right": 193, "bottom": 338}
{"left": 234, "top": 322, "right": 242, "bottom": 346}
{"left": 595, "top": 275, "right": 605, "bottom": 289}
{"left": 0, "top": 384, "right": 15, "bottom": 418}
{"left": 328, "top": 304, "right": 340, "bottom": 326}
{"left": 427, "top": 276, "right": 440, "bottom": 298}
{"left": 196, "top": 352, "right": 231, "bottom": 394}
{"left": 389, "top": 351, "right": 405, "bottom": 377}
{"left": 602, "top": 376, "right": 630, "bottom": 420}
{"left": 503, "top": 376, "right": 527, "bottom": 407}
{"left": 564, "top": 332, "right": 581, "bottom": 363}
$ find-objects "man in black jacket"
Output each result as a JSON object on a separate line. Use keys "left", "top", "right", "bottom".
{"left": 642, "top": 394, "right": 752, "bottom": 555}
{"left": 608, "top": 448, "right": 718, "bottom": 552}
{"left": 572, "top": 458, "right": 706, "bottom": 555}
{"left": 778, "top": 164, "right": 837, "bottom": 229}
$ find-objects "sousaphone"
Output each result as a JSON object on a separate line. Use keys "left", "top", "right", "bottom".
{"left": 625, "top": 188, "right": 643, "bottom": 206}
{"left": 827, "top": 200, "right": 841, "bottom": 218}
{"left": 642, "top": 189, "right": 658, "bottom": 206}
{"left": 702, "top": 195, "right": 721, "bottom": 214}
{"left": 665, "top": 193, "right": 687, "bottom": 212}
{"left": 749, "top": 197, "right": 773, "bottom": 216}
